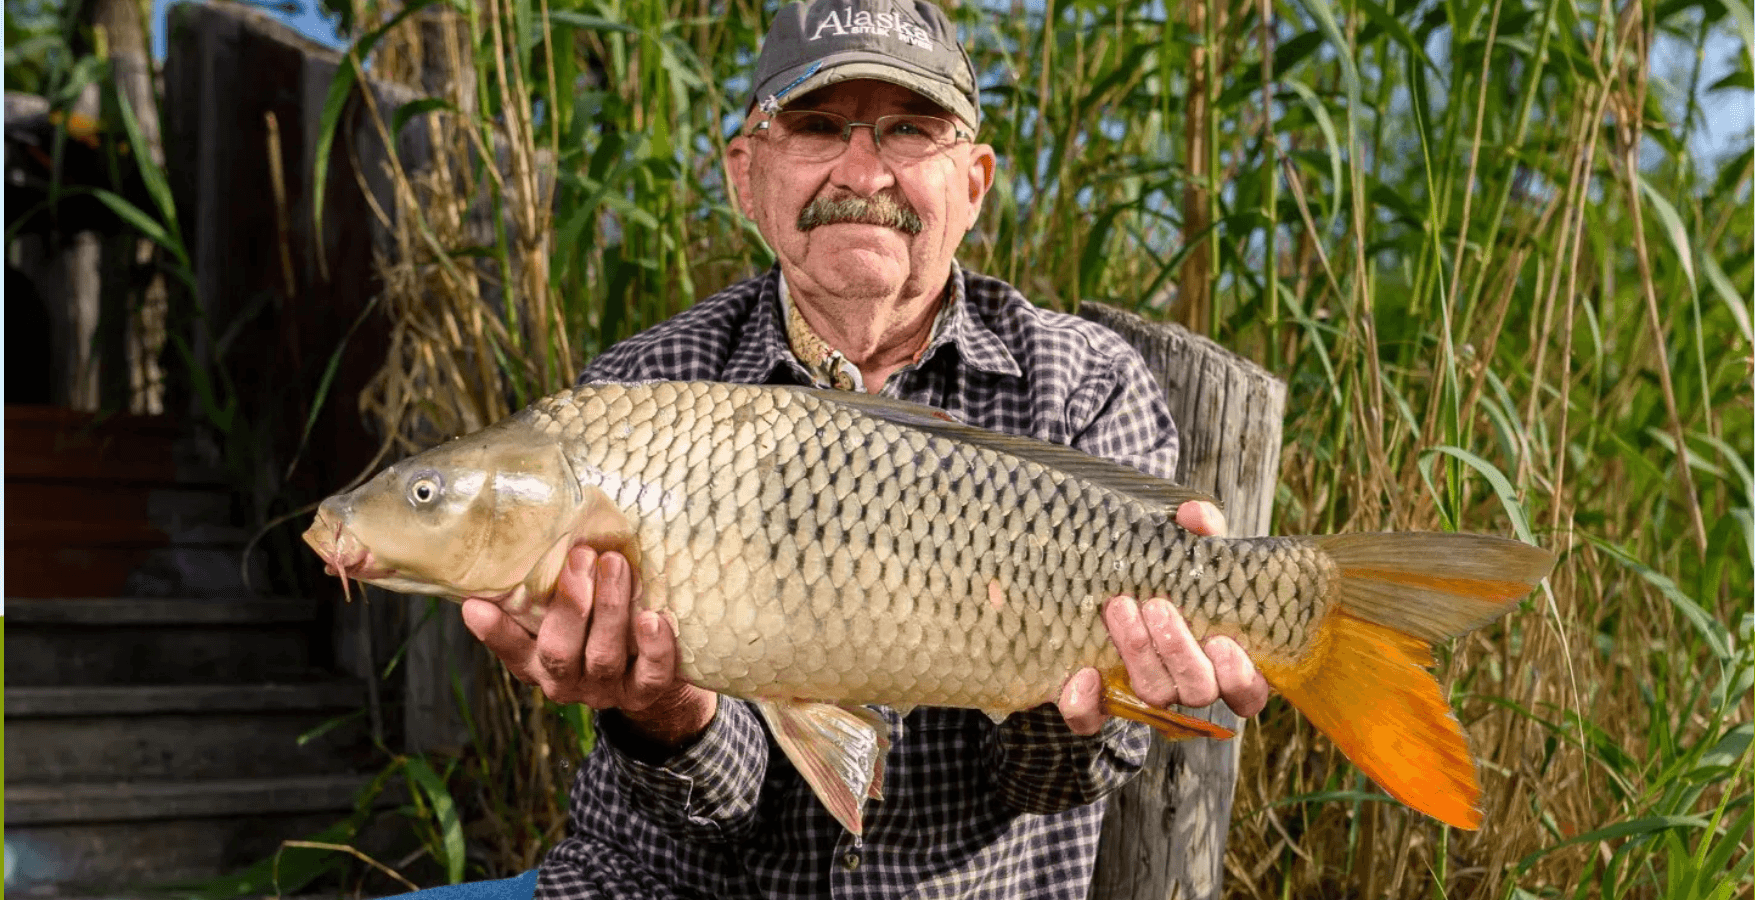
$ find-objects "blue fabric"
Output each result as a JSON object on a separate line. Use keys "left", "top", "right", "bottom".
{"left": 387, "top": 869, "right": 537, "bottom": 900}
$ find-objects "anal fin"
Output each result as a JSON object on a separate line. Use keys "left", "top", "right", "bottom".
{"left": 752, "top": 699, "right": 891, "bottom": 836}
{"left": 1098, "top": 670, "right": 1237, "bottom": 741}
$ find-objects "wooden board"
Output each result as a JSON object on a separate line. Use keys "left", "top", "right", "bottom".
{"left": 3, "top": 405, "right": 179, "bottom": 597}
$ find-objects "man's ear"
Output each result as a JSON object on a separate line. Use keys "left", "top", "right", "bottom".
{"left": 726, "top": 136, "right": 756, "bottom": 219}
{"left": 964, "top": 143, "right": 997, "bottom": 229}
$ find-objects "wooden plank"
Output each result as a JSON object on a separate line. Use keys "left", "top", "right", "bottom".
{"left": 5, "top": 681, "right": 367, "bottom": 718}
{"left": 158, "top": 0, "right": 556, "bottom": 758}
{"left": 4, "top": 481, "right": 166, "bottom": 524}
{"left": 1, "top": 451, "right": 177, "bottom": 486}
{"left": 162, "top": 0, "right": 395, "bottom": 520}
{"left": 4, "top": 548, "right": 156, "bottom": 598}
{"left": 4, "top": 775, "right": 377, "bottom": 825}
{"left": 3, "top": 405, "right": 179, "bottom": 483}
{"left": 5, "top": 521, "right": 167, "bottom": 547}
{"left": 164, "top": 1, "right": 407, "bottom": 740}
{"left": 1, "top": 597, "right": 320, "bottom": 624}
{"left": 1079, "top": 302, "right": 1286, "bottom": 900}
{"left": 4, "top": 405, "right": 177, "bottom": 597}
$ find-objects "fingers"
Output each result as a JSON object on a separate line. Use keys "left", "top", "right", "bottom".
{"left": 1063, "top": 597, "right": 1271, "bottom": 736}
{"left": 625, "top": 611, "right": 680, "bottom": 711}
{"left": 1145, "top": 598, "right": 1222, "bottom": 708}
{"left": 1106, "top": 596, "right": 1220, "bottom": 709}
{"left": 1057, "top": 667, "right": 1104, "bottom": 736}
{"left": 1206, "top": 636, "right": 1271, "bottom": 717}
{"left": 462, "top": 598, "right": 531, "bottom": 665}
{"left": 534, "top": 546, "right": 596, "bottom": 692}
{"left": 464, "top": 547, "right": 663, "bottom": 711}
{"left": 1102, "top": 597, "right": 1159, "bottom": 703}
{"left": 1175, "top": 500, "right": 1228, "bottom": 538}
{"left": 1168, "top": 502, "right": 1270, "bottom": 716}
{"left": 581, "top": 551, "right": 635, "bottom": 694}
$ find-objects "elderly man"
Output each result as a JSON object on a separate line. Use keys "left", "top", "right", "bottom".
{"left": 463, "top": 1, "right": 1269, "bottom": 896}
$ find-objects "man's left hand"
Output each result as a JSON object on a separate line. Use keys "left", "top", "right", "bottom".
{"left": 1057, "top": 500, "right": 1272, "bottom": 735}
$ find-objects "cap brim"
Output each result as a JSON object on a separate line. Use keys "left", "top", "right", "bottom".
{"left": 753, "top": 54, "right": 980, "bottom": 128}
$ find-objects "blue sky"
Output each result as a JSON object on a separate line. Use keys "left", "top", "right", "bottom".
{"left": 150, "top": 0, "right": 344, "bottom": 55}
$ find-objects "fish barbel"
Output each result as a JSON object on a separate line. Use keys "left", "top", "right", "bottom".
{"left": 303, "top": 381, "right": 1554, "bottom": 833}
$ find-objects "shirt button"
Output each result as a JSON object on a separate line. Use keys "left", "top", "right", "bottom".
{"left": 842, "top": 851, "right": 861, "bottom": 871}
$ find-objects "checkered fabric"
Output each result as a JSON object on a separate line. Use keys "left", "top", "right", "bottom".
{"left": 535, "top": 264, "right": 1181, "bottom": 900}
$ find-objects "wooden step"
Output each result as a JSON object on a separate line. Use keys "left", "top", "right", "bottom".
{"left": 5, "top": 774, "right": 376, "bottom": 825}
{"left": 4, "top": 405, "right": 238, "bottom": 597}
{"left": 4, "top": 598, "right": 329, "bottom": 687}
{"left": 4, "top": 776, "right": 397, "bottom": 894}
{"left": 3, "top": 596, "right": 320, "bottom": 624}
{"left": 7, "top": 681, "right": 376, "bottom": 784}
{"left": 6, "top": 681, "right": 365, "bottom": 716}
{"left": 6, "top": 481, "right": 245, "bottom": 543}
{"left": 6, "top": 520, "right": 172, "bottom": 547}
{"left": 2, "top": 405, "right": 184, "bottom": 484}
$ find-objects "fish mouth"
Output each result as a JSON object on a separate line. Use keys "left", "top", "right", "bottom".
{"left": 303, "top": 507, "right": 397, "bottom": 600}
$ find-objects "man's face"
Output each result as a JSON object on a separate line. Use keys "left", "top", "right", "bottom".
{"left": 727, "top": 80, "right": 996, "bottom": 304}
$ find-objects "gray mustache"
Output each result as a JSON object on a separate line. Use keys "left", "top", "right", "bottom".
{"left": 797, "top": 193, "right": 923, "bottom": 235}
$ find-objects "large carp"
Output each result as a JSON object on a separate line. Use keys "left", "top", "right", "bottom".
{"left": 303, "top": 381, "right": 1554, "bottom": 833}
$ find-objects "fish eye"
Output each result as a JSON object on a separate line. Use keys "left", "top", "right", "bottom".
{"left": 407, "top": 471, "right": 444, "bottom": 506}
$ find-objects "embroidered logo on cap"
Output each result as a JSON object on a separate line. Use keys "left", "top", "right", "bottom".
{"left": 809, "top": 7, "right": 934, "bottom": 50}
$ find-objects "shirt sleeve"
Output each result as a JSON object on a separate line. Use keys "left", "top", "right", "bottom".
{"left": 990, "top": 706, "right": 1151, "bottom": 814}
{"left": 1065, "top": 350, "right": 1180, "bottom": 481}
{"left": 592, "top": 696, "right": 769, "bottom": 843}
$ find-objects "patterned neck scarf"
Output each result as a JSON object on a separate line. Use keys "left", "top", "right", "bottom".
{"left": 783, "top": 294, "right": 862, "bottom": 391}
{"left": 777, "top": 269, "right": 959, "bottom": 393}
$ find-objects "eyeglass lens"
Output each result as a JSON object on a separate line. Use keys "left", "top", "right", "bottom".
{"left": 766, "top": 111, "right": 959, "bottom": 161}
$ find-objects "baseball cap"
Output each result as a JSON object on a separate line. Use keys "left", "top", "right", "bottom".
{"left": 747, "top": 0, "right": 981, "bottom": 127}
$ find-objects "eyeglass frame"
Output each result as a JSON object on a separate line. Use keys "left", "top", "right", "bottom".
{"left": 744, "top": 109, "right": 976, "bottom": 162}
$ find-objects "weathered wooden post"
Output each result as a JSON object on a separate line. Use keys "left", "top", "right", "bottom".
{"left": 1079, "top": 303, "right": 1286, "bottom": 900}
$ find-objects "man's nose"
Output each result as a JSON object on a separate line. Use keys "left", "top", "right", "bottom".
{"left": 829, "top": 125, "right": 895, "bottom": 193}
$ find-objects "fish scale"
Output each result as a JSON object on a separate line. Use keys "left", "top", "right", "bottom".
{"left": 306, "top": 379, "right": 1555, "bottom": 833}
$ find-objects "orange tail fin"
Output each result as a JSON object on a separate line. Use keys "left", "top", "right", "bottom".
{"left": 1260, "top": 612, "right": 1483, "bottom": 828}
{"left": 1260, "top": 532, "right": 1556, "bottom": 830}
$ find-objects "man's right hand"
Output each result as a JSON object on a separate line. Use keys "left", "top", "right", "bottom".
{"left": 461, "top": 546, "right": 717, "bottom": 749}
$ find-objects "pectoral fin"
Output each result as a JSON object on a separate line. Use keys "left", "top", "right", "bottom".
{"left": 1098, "top": 669, "right": 1237, "bottom": 741}
{"left": 752, "top": 699, "right": 892, "bottom": 836}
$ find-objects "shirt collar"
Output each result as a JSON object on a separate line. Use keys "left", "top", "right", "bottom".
{"left": 920, "top": 262, "right": 1023, "bottom": 380}
{"left": 720, "top": 262, "right": 1024, "bottom": 387}
{"left": 719, "top": 268, "right": 800, "bottom": 385}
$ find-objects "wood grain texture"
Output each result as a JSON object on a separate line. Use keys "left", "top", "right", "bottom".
{"left": 1079, "top": 302, "right": 1286, "bottom": 900}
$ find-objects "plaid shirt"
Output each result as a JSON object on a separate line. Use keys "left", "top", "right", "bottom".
{"left": 535, "top": 264, "right": 1180, "bottom": 900}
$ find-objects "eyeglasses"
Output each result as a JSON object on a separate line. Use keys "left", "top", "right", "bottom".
{"left": 747, "top": 110, "right": 973, "bottom": 163}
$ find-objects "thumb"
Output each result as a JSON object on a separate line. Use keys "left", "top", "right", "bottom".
{"left": 1057, "top": 667, "right": 1105, "bottom": 735}
{"left": 460, "top": 597, "right": 506, "bottom": 642}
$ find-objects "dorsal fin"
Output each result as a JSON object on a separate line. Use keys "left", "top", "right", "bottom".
{"left": 788, "top": 387, "right": 1219, "bottom": 513}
